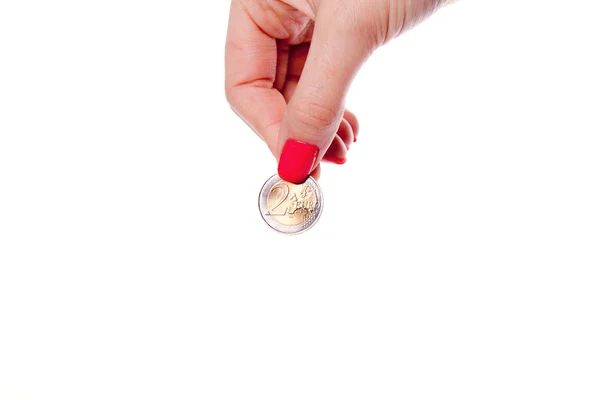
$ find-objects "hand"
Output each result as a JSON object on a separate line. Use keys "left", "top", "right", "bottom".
{"left": 225, "top": 0, "right": 447, "bottom": 183}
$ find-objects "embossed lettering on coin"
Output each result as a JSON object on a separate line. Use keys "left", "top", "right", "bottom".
{"left": 266, "top": 181, "right": 316, "bottom": 226}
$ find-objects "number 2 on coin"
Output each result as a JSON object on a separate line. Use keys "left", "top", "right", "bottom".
{"left": 267, "top": 184, "right": 289, "bottom": 216}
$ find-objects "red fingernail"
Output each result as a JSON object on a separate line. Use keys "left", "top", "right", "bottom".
{"left": 322, "top": 155, "right": 347, "bottom": 165}
{"left": 278, "top": 139, "right": 319, "bottom": 184}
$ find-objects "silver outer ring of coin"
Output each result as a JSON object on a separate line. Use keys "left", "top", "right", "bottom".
{"left": 258, "top": 174, "right": 324, "bottom": 235}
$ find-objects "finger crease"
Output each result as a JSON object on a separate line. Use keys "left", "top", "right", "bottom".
{"left": 232, "top": 77, "right": 274, "bottom": 89}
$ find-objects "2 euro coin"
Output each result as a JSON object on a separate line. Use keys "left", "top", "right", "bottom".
{"left": 258, "top": 174, "right": 323, "bottom": 235}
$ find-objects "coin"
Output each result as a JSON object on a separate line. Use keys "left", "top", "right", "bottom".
{"left": 258, "top": 174, "right": 323, "bottom": 235}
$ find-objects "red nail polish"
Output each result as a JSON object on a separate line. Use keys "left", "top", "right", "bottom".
{"left": 322, "top": 155, "right": 347, "bottom": 165}
{"left": 278, "top": 139, "right": 319, "bottom": 184}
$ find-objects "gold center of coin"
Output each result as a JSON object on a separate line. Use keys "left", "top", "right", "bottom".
{"left": 266, "top": 180, "right": 316, "bottom": 226}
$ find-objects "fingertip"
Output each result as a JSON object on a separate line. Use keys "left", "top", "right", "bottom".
{"left": 321, "top": 136, "right": 347, "bottom": 164}
{"left": 343, "top": 109, "right": 360, "bottom": 141}
{"left": 337, "top": 118, "right": 354, "bottom": 150}
{"left": 278, "top": 139, "right": 319, "bottom": 184}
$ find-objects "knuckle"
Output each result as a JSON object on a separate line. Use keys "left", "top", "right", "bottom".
{"left": 224, "top": 86, "right": 242, "bottom": 120}
{"left": 224, "top": 83, "right": 236, "bottom": 106}
{"left": 324, "top": 1, "right": 383, "bottom": 46}
{"left": 292, "top": 99, "right": 340, "bottom": 135}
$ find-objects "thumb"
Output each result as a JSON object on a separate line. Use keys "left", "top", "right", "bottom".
{"left": 277, "top": 8, "right": 374, "bottom": 184}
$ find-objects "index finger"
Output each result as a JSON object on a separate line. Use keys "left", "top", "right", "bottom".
{"left": 224, "top": 0, "right": 286, "bottom": 156}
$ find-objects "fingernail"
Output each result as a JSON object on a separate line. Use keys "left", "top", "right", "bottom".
{"left": 278, "top": 139, "right": 319, "bottom": 184}
{"left": 322, "top": 155, "right": 347, "bottom": 165}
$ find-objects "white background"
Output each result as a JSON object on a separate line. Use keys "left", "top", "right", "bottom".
{"left": 1, "top": 1, "right": 599, "bottom": 399}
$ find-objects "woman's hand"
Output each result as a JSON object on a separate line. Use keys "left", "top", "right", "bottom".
{"left": 225, "top": 0, "right": 447, "bottom": 183}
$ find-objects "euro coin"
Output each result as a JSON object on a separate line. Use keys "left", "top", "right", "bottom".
{"left": 258, "top": 174, "right": 323, "bottom": 235}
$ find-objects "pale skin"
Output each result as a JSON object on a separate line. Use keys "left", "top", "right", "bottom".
{"left": 225, "top": 0, "right": 450, "bottom": 180}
